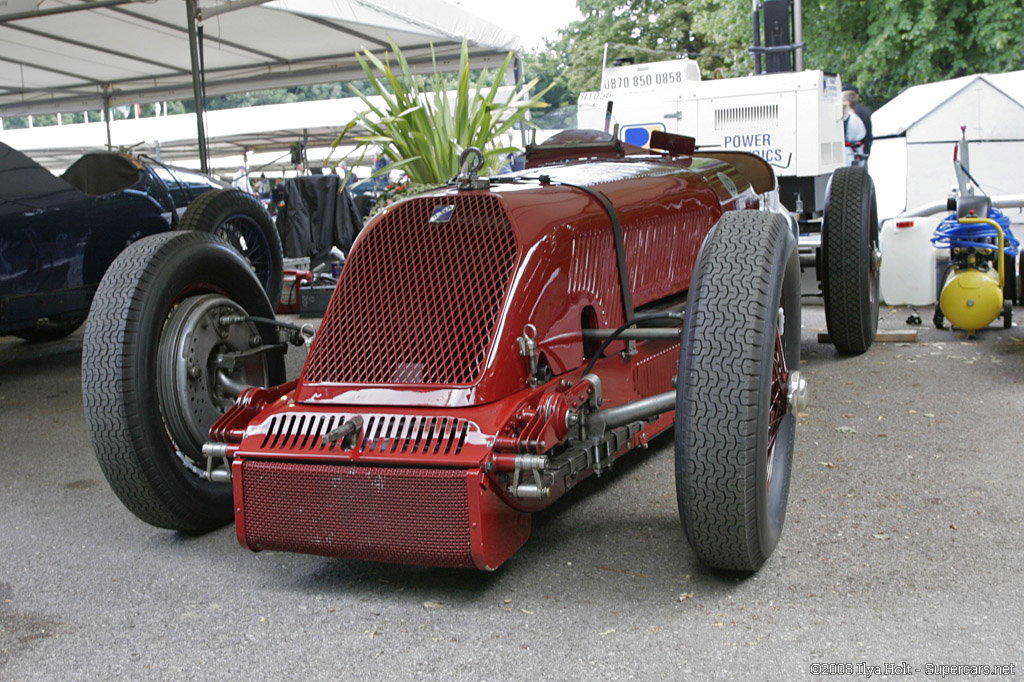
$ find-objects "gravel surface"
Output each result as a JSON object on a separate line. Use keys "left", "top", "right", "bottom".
{"left": 1, "top": 303, "right": 1021, "bottom": 681}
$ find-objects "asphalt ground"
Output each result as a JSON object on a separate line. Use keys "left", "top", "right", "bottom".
{"left": 1, "top": 303, "right": 1022, "bottom": 681}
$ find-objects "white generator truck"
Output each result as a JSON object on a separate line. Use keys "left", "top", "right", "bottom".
{"left": 576, "top": 52, "right": 880, "bottom": 354}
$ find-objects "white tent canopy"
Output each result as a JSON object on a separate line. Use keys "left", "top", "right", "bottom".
{"left": 0, "top": 0, "right": 521, "bottom": 118}
{"left": 0, "top": 83, "right": 521, "bottom": 176}
{"left": 868, "top": 70, "right": 1024, "bottom": 219}
{"left": 872, "top": 71, "right": 1024, "bottom": 142}
{"left": 0, "top": 96, "right": 368, "bottom": 172}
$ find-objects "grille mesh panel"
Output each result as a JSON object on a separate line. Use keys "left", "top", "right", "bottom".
{"left": 304, "top": 194, "right": 518, "bottom": 385}
{"left": 241, "top": 461, "right": 473, "bottom": 567}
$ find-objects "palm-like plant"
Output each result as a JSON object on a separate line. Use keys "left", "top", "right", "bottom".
{"left": 330, "top": 39, "right": 550, "bottom": 184}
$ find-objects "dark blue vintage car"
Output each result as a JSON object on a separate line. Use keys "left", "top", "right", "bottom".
{"left": 0, "top": 142, "right": 282, "bottom": 341}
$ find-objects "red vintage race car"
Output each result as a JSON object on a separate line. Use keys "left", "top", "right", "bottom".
{"left": 82, "top": 129, "right": 878, "bottom": 572}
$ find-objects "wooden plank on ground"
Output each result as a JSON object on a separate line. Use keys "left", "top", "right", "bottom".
{"left": 817, "top": 329, "right": 919, "bottom": 344}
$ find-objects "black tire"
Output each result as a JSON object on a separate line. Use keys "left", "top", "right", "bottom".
{"left": 1018, "top": 251, "right": 1023, "bottom": 305}
{"left": 676, "top": 210, "right": 801, "bottom": 572}
{"left": 82, "top": 231, "right": 285, "bottom": 532}
{"left": 12, "top": 312, "right": 87, "bottom": 342}
{"left": 821, "top": 166, "right": 880, "bottom": 354}
{"left": 999, "top": 251, "right": 1016, "bottom": 306}
{"left": 179, "top": 189, "right": 283, "bottom": 306}
{"left": 934, "top": 263, "right": 953, "bottom": 329}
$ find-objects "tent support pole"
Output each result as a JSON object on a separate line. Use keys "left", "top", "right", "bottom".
{"left": 103, "top": 92, "right": 112, "bottom": 151}
{"left": 793, "top": 0, "right": 804, "bottom": 71}
{"left": 185, "top": 0, "right": 210, "bottom": 174}
{"left": 513, "top": 53, "right": 527, "bottom": 149}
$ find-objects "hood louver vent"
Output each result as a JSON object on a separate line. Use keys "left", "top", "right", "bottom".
{"left": 259, "top": 412, "right": 474, "bottom": 456}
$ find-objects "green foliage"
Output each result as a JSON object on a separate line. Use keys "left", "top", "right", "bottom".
{"left": 204, "top": 82, "right": 364, "bottom": 111}
{"left": 803, "top": 0, "right": 1024, "bottom": 108}
{"left": 522, "top": 48, "right": 579, "bottom": 128}
{"left": 523, "top": 0, "right": 1024, "bottom": 117}
{"left": 687, "top": 0, "right": 752, "bottom": 78}
{"left": 535, "top": 0, "right": 707, "bottom": 97}
{"left": 330, "top": 39, "right": 551, "bottom": 185}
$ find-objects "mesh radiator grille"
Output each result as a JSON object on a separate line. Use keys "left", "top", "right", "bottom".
{"left": 241, "top": 461, "right": 473, "bottom": 567}
{"left": 304, "top": 194, "right": 518, "bottom": 386}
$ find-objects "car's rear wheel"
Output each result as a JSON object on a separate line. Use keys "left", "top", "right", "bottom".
{"left": 12, "top": 312, "right": 87, "bottom": 342}
{"left": 178, "top": 189, "right": 284, "bottom": 306}
{"left": 676, "top": 210, "right": 802, "bottom": 572}
{"left": 82, "top": 231, "right": 285, "bottom": 532}
{"left": 821, "top": 165, "right": 880, "bottom": 354}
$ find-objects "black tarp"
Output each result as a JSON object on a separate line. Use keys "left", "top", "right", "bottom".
{"left": 275, "top": 174, "right": 362, "bottom": 263}
{"left": 0, "top": 142, "right": 83, "bottom": 216}
{"left": 61, "top": 151, "right": 144, "bottom": 196}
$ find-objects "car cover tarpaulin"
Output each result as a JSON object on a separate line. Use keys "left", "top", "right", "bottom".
{"left": 276, "top": 174, "right": 362, "bottom": 262}
{"left": 0, "top": 142, "right": 82, "bottom": 216}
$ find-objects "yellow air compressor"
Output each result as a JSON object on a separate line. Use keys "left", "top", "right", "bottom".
{"left": 933, "top": 197, "right": 1018, "bottom": 337}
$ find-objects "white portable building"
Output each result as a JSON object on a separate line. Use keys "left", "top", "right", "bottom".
{"left": 871, "top": 71, "right": 1024, "bottom": 305}
{"left": 869, "top": 71, "right": 1024, "bottom": 221}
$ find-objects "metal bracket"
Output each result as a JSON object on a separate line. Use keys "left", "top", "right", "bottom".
{"left": 509, "top": 454, "right": 549, "bottom": 499}
{"left": 517, "top": 323, "right": 539, "bottom": 388}
{"left": 200, "top": 442, "right": 233, "bottom": 483}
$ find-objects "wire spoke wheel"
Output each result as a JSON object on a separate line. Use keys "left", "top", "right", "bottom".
{"left": 766, "top": 306, "right": 790, "bottom": 493}
{"left": 212, "top": 215, "right": 270, "bottom": 279}
{"left": 179, "top": 189, "right": 283, "bottom": 306}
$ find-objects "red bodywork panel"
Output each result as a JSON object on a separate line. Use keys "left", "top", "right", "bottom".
{"left": 227, "top": 145, "right": 769, "bottom": 569}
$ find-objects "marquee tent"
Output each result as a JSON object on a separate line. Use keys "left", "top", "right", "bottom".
{"left": 0, "top": 0, "right": 520, "bottom": 117}
{"left": 0, "top": 0, "right": 522, "bottom": 170}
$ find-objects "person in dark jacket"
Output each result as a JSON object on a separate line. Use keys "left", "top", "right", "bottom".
{"left": 842, "top": 83, "right": 873, "bottom": 156}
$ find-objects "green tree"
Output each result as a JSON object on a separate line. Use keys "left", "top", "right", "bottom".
{"left": 523, "top": 47, "right": 579, "bottom": 128}
{"left": 524, "top": 0, "right": 1024, "bottom": 118}
{"left": 803, "top": 0, "right": 1024, "bottom": 108}
{"left": 543, "top": 0, "right": 707, "bottom": 97}
{"left": 687, "top": 0, "right": 752, "bottom": 77}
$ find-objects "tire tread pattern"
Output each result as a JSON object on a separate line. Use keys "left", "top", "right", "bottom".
{"left": 822, "top": 166, "right": 878, "bottom": 354}
{"left": 676, "top": 210, "right": 796, "bottom": 571}
{"left": 83, "top": 232, "right": 234, "bottom": 531}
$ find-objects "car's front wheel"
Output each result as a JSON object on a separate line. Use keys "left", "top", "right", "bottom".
{"left": 675, "top": 210, "right": 802, "bottom": 572}
{"left": 82, "top": 231, "right": 285, "bottom": 532}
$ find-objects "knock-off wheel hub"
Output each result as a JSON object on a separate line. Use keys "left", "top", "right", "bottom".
{"left": 787, "top": 370, "right": 808, "bottom": 414}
